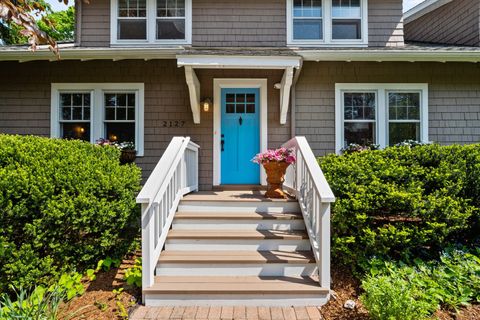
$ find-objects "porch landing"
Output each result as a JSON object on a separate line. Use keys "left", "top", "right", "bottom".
{"left": 130, "top": 305, "right": 324, "bottom": 319}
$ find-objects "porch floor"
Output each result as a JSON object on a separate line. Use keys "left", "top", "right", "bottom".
{"left": 182, "top": 190, "right": 296, "bottom": 202}
{"left": 130, "top": 305, "right": 324, "bottom": 319}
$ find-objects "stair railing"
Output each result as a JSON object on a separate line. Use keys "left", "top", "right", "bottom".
{"left": 282, "top": 137, "right": 335, "bottom": 290}
{"left": 137, "top": 137, "right": 199, "bottom": 292}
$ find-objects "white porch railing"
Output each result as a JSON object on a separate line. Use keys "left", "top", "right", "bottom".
{"left": 282, "top": 137, "right": 335, "bottom": 290}
{"left": 136, "top": 137, "right": 199, "bottom": 291}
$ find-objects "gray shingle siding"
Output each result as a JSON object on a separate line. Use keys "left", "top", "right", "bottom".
{"left": 368, "top": 0, "right": 405, "bottom": 47}
{"left": 404, "top": 0, "right": 480, "bottom": 47}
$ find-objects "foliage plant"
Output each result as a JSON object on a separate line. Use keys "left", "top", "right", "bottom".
{"left": 0, "top": 286, "right": 65, "bottom": 320}
{"left": 0, "top": 135, "right": 141, "bottom": 295}
{"left": 319, "top": 143, "right": 480, "bottom": 267}
{"left": 124, "top": 258, "right": 142, "bottom": 288}
{"left": 361, "top": 248, "right": 480, "bottom": 319}
{"left": 252, "top": 147, "right": 296, "bottom": 164}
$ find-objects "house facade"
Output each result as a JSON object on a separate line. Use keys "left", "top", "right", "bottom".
{"left": 0, "top": 0, "right": 479, "bottom": 190}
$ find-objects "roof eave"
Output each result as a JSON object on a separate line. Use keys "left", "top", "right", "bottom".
{"left": 404, "top": 0, "right": 453, "bottom": 24}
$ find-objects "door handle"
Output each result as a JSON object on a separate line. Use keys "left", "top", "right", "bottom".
{"left": 239, "top": 116, "right": 243, "bottom": 126}
{"left": 221, "top": 134, "right": 225, "bottom": 151}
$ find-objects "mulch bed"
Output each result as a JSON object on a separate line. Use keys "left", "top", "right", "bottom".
{"left": 58, "top": 252, "right": 141, "bottom": 320}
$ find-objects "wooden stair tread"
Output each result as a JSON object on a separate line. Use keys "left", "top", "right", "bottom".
{"left": 144, "top": 276, "right": 328, "bottom": 294}
{"left": 167, "top": 229, "right": 309, "bottom": 240}
{"left": 158, "top": 250, "right": 315, "bottom": 264}
{"left": 174, "top": 211, "right": 302, "bottom": 220}
{"left": 181, "top": 191, "right": 297, "bottom": 202}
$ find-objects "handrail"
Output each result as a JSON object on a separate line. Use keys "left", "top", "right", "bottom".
{"left": 136, "top": 137, "right": 199, "bottom": 293}
{"left": 282, "top": 136, "right": 335, "bottom": 290}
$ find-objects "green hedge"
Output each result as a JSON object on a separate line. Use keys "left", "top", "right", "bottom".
{"left": 319, "top": 144, "right": 480, "bottom": 268}
{"left": 0, "top": 135, "right": 141, "bottom": 293}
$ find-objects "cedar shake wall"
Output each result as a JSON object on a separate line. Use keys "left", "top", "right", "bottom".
{"left": 368, "top": 0, "right": 405, "bottom": 47}
{"left": 77, "top": 0, "right": 405, "bottom": 47}
{"left": 404, "top": 0, "right": 480, "bottom": 46}
{"left": 79, "top": 0, "right": 110, "bottom": 47}
{"left": 192, "top": 0, "right": 286, "bottom": 47}
{"left": 295, "top": 61, "right": 480, "bottom": 156}
{"left": 0, "top": 60, "right": 287, "bottom": 190}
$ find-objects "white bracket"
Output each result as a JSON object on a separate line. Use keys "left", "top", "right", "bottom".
{"left": 280, "top": 66, "right": 294, "bottom": 124}
{"left": 184, "top": 66, "right": 201, "bottom": 124}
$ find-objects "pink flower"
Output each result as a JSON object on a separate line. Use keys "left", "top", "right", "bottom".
{"left": 251, "top": 147, "right": 296, "bottom": 165}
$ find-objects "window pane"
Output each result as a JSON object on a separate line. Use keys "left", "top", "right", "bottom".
{"left": 60, "top": 94, "right": 71, "bottom": 107}
{"left": 246, "top": 94, "right": 255, "bottom": 103}
{"left": 388, "top": 92, "right": 421, "bottom": 120}
{"left": 61, "top": 123, "right": 90, "bottom": 141}
{"left": 127, "top": 107, "right": 135, "bottom": 120}
{"left": 105, "top": 123, "right": 135, "bottom": 143}
{"left": 119, "top": 0, "right": 146, "bottom": 17}
{"left": 236, "top": 94, "right": 245, "bottom": 103}
{"left": 389, "top": 122, "right": 420, "bottom": 146}
{"left": 117, "top": 107, "right": 127, "bottom": 120}
{"left": 332, "top": 0, "right": 361, "bottom": 18}
{"left": 72, "top": 107, "right": 83, "bottom": 120}
{"left": 127, "top": 94, "right": 136, "bottom": 107}
{"left": 84, "top": 107, "right": 90, "bottom": 120}
{"left": 226, "top": 94, "right": 235, "bottom": 103}
{"left": 157, "top": 0, "right": 185, "bottom": 17}
{"left": 344, "top": 92, "right": 375, "bottom": 120}
{"left": 226, "top": 104, "right": 235, "bottom": 113}
{"left": 344, "top": 122, "right": 375, "bottom": 146}
{"left": 156, "top": 19, "right": 185, "bottom": 39}
{"left": 118, "top": 19, "right": 147, "bottom": 40}
{"left": 294, "top": 0, "right": 322, "bottom": 17}
{"left": 117, "top": 93, "right": 127, "bottom": 107}
{"left": 236, "top": 104, "right": 245, "bottom": 114}
{"left": 293, "top": 19, "right": 323, "bottom": 40}
{"left": 72, "top": 94, "right": 83, "bottom": 106}
{"left": 61, "top": 107, "right": 72, "bottom": 120}
{"left": 332, "top": 19, "right": 361, "bottom": 39}
{"left": 105, "top": 107, "right": 116, "bottom": 120}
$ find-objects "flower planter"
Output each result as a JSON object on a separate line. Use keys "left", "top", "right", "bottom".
{"left": 120, "top": 150, "right": 136, "bottom": 164}
{"left": 263, "top": 161, "right": 290, "bottom": 199}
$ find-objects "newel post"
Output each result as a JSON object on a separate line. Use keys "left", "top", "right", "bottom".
{"left": 141, "top": 203, "right": 155, "bottom": 299}
{"left": 318, "top": 202, "right": 331, "bottom": 290}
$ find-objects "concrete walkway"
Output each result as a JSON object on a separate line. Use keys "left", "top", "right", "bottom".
{"left": 130, "top": 306, "right": 323, "bottom": 320}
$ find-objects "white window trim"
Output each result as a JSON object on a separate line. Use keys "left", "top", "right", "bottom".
{"left": 213, "top": 79, "right": 268, "bottom": 187}
{"left": 286, "top": 0, "right": 368, "bottom": 47}
{"left": 335, "top": 83, "right": 429, "bottom": 153}
{"left": 110, "top": 0, "right": 192, "bottom": 46}
{"left": 51, "top": 83, "right": 145, "bottom": 156}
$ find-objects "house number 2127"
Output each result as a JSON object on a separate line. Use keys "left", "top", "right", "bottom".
{"left": 162, "top": 121, "right": 186, "bottom": 128}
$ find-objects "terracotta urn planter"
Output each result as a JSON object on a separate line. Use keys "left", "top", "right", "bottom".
{"left": 263, "top": 161, "right": 290, "bottom": 199}
{"left": 120, "top": 150, "right": 136, "bottom": 164}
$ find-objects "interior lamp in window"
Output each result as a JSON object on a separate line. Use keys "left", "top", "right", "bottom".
{"left": 202, "top": 98, "right": 212, "bottom": 112}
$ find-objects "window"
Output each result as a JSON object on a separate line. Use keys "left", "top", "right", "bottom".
{"left": 111, "top": 0, "right": 191, "bottom": 44}
{"left": 293, "top": 0, "right": 323, "bottom": 40}
{"left": 225, "top": 93, "right": 256, "bottom": 114}
{"left": 287, "top": 0, "right": 367, "bottom": 46}
{"left": 59, "top": 93, "right": 92, "bottom": 141}
{"left": 332, "top": 0, "right": 361, "bottom": 40}
{"left": 51, "top": 84, "right": 145, "bottom": 156}
{"left": 117, "top": 0, "right": 147, "bottom": 40}
{"left": 388, "top": 92, "right": 421, "bottom": 146}
{"left": 335, "top": 84, "right": 428, "bottom": 152}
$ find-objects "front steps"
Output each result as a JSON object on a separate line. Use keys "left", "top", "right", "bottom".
{"left": 143, "top": 190, "right": 329, "bottom": 306}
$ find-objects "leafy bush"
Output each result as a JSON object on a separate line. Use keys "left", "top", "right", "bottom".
{"left": 0, "top": 135, "right": 141, "bottom": 294}
{"left": 124, "top": 258, "right": 142, "bottom": 287}
{"left": 319, "top": 144, "right": 480, "bottom": 267}
{"left": 361, "top": 248, "right": 480, "bottom": 319}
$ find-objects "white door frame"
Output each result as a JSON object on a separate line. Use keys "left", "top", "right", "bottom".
{"left": 213, "top": 78, "right": 268, "bottom": 186}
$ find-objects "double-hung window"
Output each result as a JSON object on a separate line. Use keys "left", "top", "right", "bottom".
{"left": 112, "top": 0, "right": 191, "bottom": 44}
{"left": 287, "top": 0, "right": 368, "bottom": 46}
{"left": 51, "top": 84, "right": 145, "bottom": 156}
{"left": 335, "top": 84, "right": 429, "bottom": 152}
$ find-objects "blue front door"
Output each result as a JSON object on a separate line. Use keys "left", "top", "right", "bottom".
{"left": 221, "top": 88, "right": 260, "bottom": 184}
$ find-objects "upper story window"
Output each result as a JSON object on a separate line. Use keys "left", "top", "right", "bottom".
{"left": 111, "top": 0, "right": 191, "bottom": 45}
{"left": 287, "top": 0, "right": 368, "bottom": 46}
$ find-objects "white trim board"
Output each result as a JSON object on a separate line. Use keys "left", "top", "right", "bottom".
{"left": 51, "top": 83, "right": 145, "bottom": 156}
{"left": 334, "top": 83, "right": 429, "bottom": 153}
{"left": 177, "top": 55, "right": 301, "bottom": 69}
{"left": 286, "top": 0, "right": 369, "bottom": 47}
{"left": 404, "top": 0, "right": 453, "bottom": 24}
{"left": 213, "top": 79, "right": 268, "bottom": 186}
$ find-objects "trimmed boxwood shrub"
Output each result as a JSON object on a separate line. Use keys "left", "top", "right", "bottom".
{"left": 319, "top": 144, "right": 480, "bottom": 268}
{"left": 0, "top": 135, "right": 141, "bottom": 293}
